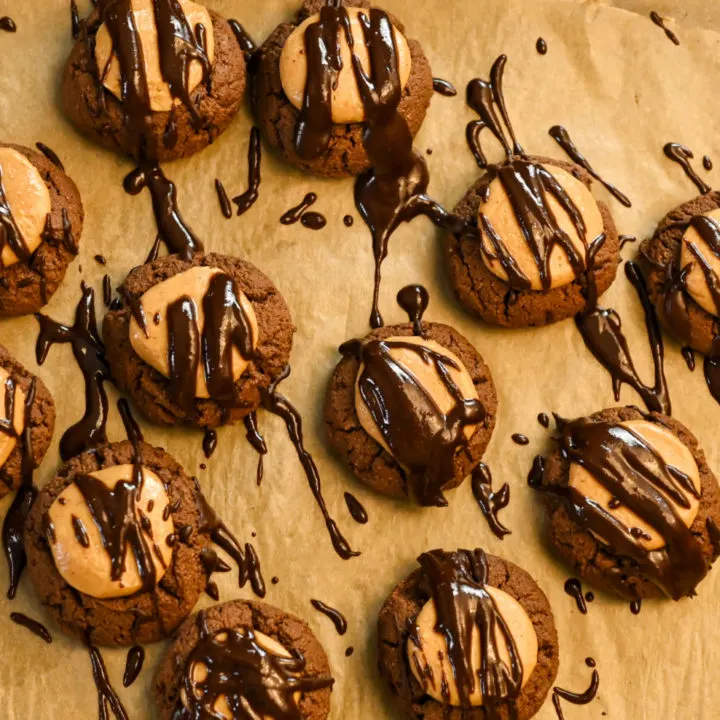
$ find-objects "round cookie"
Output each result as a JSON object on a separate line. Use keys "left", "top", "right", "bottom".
{"left": 537, "top": 406, "right": 720, "bottom": 601}
{"left": 102, "top": 253, "right": 294, "bottom": 428}
{"left": 324, "top": 321, "right": 497, "bottom": 504}
{"left": 63, "top": 1, "right": 246, "bottom": 162}
{"left": 251, "top": 0, "right": 433, "bottom": 177}
{"left": 153, "top": 599, "right": 334, "bottom": 720}
{"left": 0, "top": 345, "right": 55, "bottom": 498}
{"left": 377, "top": 548, "right": 559, "bottom": 719}
{"left": 640, "top": 191, "right": 720, "bottom": 355}
{"left": 446, "top": 156, "right": 620, "bottom": 328}
{"left": 0, "top": 142, "right": 83, "bottom": 316}
{"left": 24, "top": 440, "right": 212, "bottom": 646}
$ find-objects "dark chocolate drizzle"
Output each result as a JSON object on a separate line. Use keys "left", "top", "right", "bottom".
{"left": 663, "top": 143, "right": 711, "bottom": 195}
{"left": 0, "top": 164, "right": 32, "bottom": 265}
{"left": 549, "top": 126, "right": 632, "bottom": 207}
{"left": 300, "top": 211, "right": 326, "bottom": 230}
{"left": 88, "top": 643, "right": 129, "bottom": 720}
{"left": 470, "top": 463, "right": 511, "bottom": 539}
{"left": 432, "top": 78, "right": 457, "bottom": 97}
{"left": 173, "top": 611, "right": 334, "bottom": 719}
{"left": 280, "top": 193, "right": 317, "bottom": 225}
{"left": 243, "top": 411, "right": 266, "bottom": 486}
{"left": 619, "top": 234, "right": 636, "bottom": 250}
{"left": 123, "top": 645, "right": 145, "bottom": 687}
{"left": 0, "top": 16, "right": 16, "bottom": 33}
{"left": 650, "top": 11, "right": 680, "bottom": 45}
{"left": 563, "top": 578, "right": 588, "bottom": 614}
{"left": 396, "top": 283, "right": 429, "bottom": 336}
{"left": 202, "top": 429, "right": 217, "bottom": 459}
{"left": 232, "top": 126, "right": 262, "bottom": 216}
{"left": 103, "top": 274, "right": 113, "bottom": 308}
{"left": 630, "top": 598, "right": 642, "bottom": 614}
{"left": 9, "top": 612, "right": 52, "bottom": 643}
{"left": 703, "top": 155, "right": 713, "bottom": 172}
{"left": 681, "top": 346, "right": 696, "bottom": 371}
{"left": 227, "top": 19, "right": 256, "bottom": 58}
{"left": 536, "top": 38, "right": 547, "bottom": 55}
{"left": 344, "top": 492, "right": 368, "bottom": 524}
{"left": 414, "top": 549, "right": 523, "bottom": 715}
{"left": 538, "top": 413, "right": 550, "bottom": 428}
{"left": 35, "top": 283, "right": 110, "bottom": 460}
{"left": 343, "top": 214, "right": 354, "bottom": 227}
{"left": 70, "top": 0, "right": 81, "bottom": 39}
{"left": 310, "top": 599, "right": 347, "bottom": 635}
{"left": 214, "top": 179, "right": 232, "bottom": 219}
{"left": 511, "top": 433, "right": 529, "bottom": 446}
{"left": 35, "top": 142, "right": 65, "bottom": 171}
{"left": 552, "top": 664, "right": 600, "bottom": 720}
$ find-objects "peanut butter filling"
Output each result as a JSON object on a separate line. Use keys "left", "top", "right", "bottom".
{"left": 479, "top": 164, "right": 603, "bottom": 290}
{"left": 0, "top": 147, "right": 51, "bottom": 268}
{"left": 679, "top": 208, "right": 720, "bottom": 317}
{"left": 280, "top": 7, "right": 412, "bottom": 125}
{"left": 569, "top": 419, "right": 701, "bottom": 551}
{"left": 407, "top": 587, "right": 538, "bottom": 706}
{"left": 47, "top": 464, "right": 174, "bottom": 598}
{"left": 0, "top": 366, "right": 26, "bottom": 469}
{"left": 95, "top": 0, "right": 215, "bottom": 113}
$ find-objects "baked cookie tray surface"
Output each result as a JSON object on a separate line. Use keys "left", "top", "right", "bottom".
{"left": 0, "top": 0, "right": 718, "bottom": 717}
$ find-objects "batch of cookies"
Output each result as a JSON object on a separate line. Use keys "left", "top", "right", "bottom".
{"left": 1, "top": 1, "right": 719, "bottom": 718}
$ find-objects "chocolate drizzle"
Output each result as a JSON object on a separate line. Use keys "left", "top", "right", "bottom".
{"left": 340, "top": 336, "right": 486, "bottom": 506}
{"left": 232, "top": 127, "right": 262, "bottom": 216}
{"left": 470, "top": 463, "right": 511, "bottom": 539}
{"left": 432, "top": 78, "right": 457, "bottom": 97}
{"left": 35, "top": 142, "right": 65, "bottom": 171}
{"left": 71, "top": 0, "right": 81, "bottom": 39}
{"left": 663, "top": 143, "right": 711, "bottom": 195}
{"left": 280, "top": 192, "right": 317, "bottom": 225}
{"left": 9, "top": 612, "right": 52, "bottom": 643}
{"left": 534, "top": 415, "right": 706, "bottom": 599}
{"left": 310, "top": 599, "right": 348, "bottom": 635}
{"left": 88, "top": 643, "right": 129, "bottom": 720}
{"left": 300, "top": 211, "right": 326, "bottom": 230}
{"left": 682, "top": 346, "right": 696, "bottom": 371}
{"left": 536, "top": 38, "right": 547, "bottom": 55}
{"left": 344, "top": 492, "right": 368, "bottom": 524}
{"left": 173, "top": 612, "right": 334, "bottom": 719}
{"left": 704, "top": 155, "right": 713, "bottom": 171}
{"left": 123, "top": 645, "right": 145, "bottom": 687}
{"left": 650, "top": 11, "right": 680, "bottom": 45}
{"left": 227, "top": 19, "right": 256, "bottom": 58}
{"left": 414, "top": 549, "right": 523, "bottom": 715}
{"left": 396, "top": 283, "right": 429, "bottom": 336}
{"left": 214, "top": 179, "right": 232, "bottom": 219}
{"left": 35, "top": 283, "right": 110, "bottom": 460}
{"left": 243, "top": 411, "right": 267, "bottom": 486}
{"left": 0, "top": 16, "right": 16, "bottom": 33}
{"left": 551, "top": 664, "right": 600, "bottom": 720}
{"left": 549, "top": 126, "right": 632, "bottom": 207}
{"left": 0, "top": 164, "right": 32, "bottom": 265}
{"left": 563, "top": 578, "right": 588, "bottom": 614}
{"left": 202, "top": 429, "right": 217, "bottom": 459}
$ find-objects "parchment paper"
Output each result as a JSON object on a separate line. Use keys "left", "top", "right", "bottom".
{"left": 1, "top": 0, "right": 720, "bottom": 717}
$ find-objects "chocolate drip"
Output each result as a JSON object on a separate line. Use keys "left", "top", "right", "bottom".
{"left": 396, "top": 284, "right": 429, "bottom": 336}
{"left": 0, "top": 16, "right": 16, "bottom": 33}
{"left": 630, "top": 599, "right": 642, "bottom": 614}
{"left": 563, "top": 578, "right": 588, "bottom": 614}
{"left": 344, "top": 492, "right": 368, "bottom": 524}
{"left": 173, "top": 613, "right": 334, "bottom": 719}
{"left": 511, "top": 433, "right": 529, "bottom": 445}
{"left": 537, "top": 413, "right": 550, "bottom": 428}
{"left": 243, "top": 411, "right": 267, "bottom": 486}
{"left": 280, "top": 193, "right": 317, "bottom": 225}
{"left": 214, "top": 179, "right": 232, "bottom": 219}
{"left": 94, "top": 254, "right": 107, "bottom": 265}
{"left": 527, "top": 455, "right": 545, "bottom": 489}
{"left": 432, "top": 78, "right": 457, "bottom": 97}
{"left": 664, "top": 143, "right": 710, "bottom": 195}
{"left": 88, "top": 643, "right": 129, "bottom": 720}
{"left": 10, "top": 612, "right": 52, "bottom": 643}
{"left": 72, "top": 514, "right": 91, "bottom": 547}
{"left": 552, "top": 665, "right": 600, "bottom": 720}
{"left": 345, "top": 646, "right": 354, "bottom": 657}
{"left": 536, "top": 38, "right": 547, "bottom": 55}
{"left": 261, "top": 368, "right": 357, "bottom": 559}
{"left": 124, "top": 163, "right": 203, "bottom": 261}
{"left": 232, "top": 127, "right": 262, "bottom": 216}
{"left": 650, "top": 11, "right": 680, "bottom": 45}
{"left": 35, "top": 142, "right": 65, "bottom": 171}
{"left": 704, "top": 155, "right": 713, "bottom": 171}
{"left": 1, "top": 377, "right": 37, "bottom": 599}
{"left": 343, "top": 214, "right": 354, "bottom": 227}
{"left": 549, "top": 126, "right": 631, "bottom": 207}
{"left": 341, "top": 338, "right": 485, "bottom": 506}
{"left": 0, "top": 164, "right": 32, "bottom": 265}
{"left": 202, "top": 429, "right": 217, "bottom": 459}
{"left": 228, "top": 19, "right": 256, "bottom": 58}
{"left": 36, "top": 284, "right": 110, "bottom": 460}
{"left": 685, "top": 215, "right": 720, "bottom": 314}
{"left": 619, "top": 234, "right": 636, "bottom": 249}
{"left": 311, "top": 599, "right": 347, "bottom": 635}
{"left": 576, "top": 260, "right": 671, "bottom": 415}
{"left": 70, "top": 0, "right": 81, "bottom": 39}
{"left": 300, "top": 212, "right": 326, "bottom": 230}
{"left": 416, "top": 550, "right": 523, "bottom": 715}
{"left": 681, "top": 346, "right": 696, "bottom": 371}
{"left": 471, "top": 463, "right": 511, "bottom": 539}
{"left": 536, "top": 416, "right": 705, "bottom": 599}
{"left": 123, "top": 645, "right": 145, "bottom": 687}
{"left": 103, "top": 274, "right": 112, "bottom": 307}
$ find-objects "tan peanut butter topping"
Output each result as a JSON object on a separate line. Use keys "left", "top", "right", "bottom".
{"left": 47, "top": 464, "right": 174, "bottom": 598}
{"left": 128, "top": 266, "right": 259, "bottom": 399}
{"left": 355, "top": 336, "right": 480, "bottom": 456}
{"left": 280, "top": 7, "right": 412, "bottom": 125}
{"left": 680, "top": 208, "right": 720, "bottom": 317}
{"left": 182, "top": 630, "right": 296, "bottom": 719}
{"left": 479, "top": 164, "right": 603, "bottom": 290}
{"left": 408, "top": 587, "right": 538, "bottom": 706}
{"left": 95, "top": 0, "right": 215, "bottom": 113}
{"left": 0, "top": 147, "right": 51, "bottom": 268}
{"left": 0, "top": 366, "right": 26, "bottom": 469}
{"left": 569, "top": 419, "right": 701, "bottom": 551}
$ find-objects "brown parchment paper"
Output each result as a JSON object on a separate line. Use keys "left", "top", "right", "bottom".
{"left": 1, "top": 0, "right": 720, "bottom": 717}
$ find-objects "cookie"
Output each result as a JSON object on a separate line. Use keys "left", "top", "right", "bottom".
{"left": 534, "top": 406, "right": 720, "bottom": 601}
{"left": 324, "top": 316, "right": 497, "bottom": 505}
{"left": 24, "top": 439, "right": 212, "bottom": 646}
{"left": 102, "top": 253, "right": 294, "bottom": 428}
{"left": 377, "top": 548, "right": 559, "bottom": 719}
{"left": 640, "top": 191, "right": 720, "bottom": 355}
{"left": 62, "top": 1, "right": 246, "bottom": 162}
{"left": 251, "top": 0, "right": 433, "bottom": 177}
{"left": 0, "top": 142, "right": 83, "bottom": 316}
{"left": 446, "top": 156, "right": 620, "bottom": 328}
{"left": 153, "top": 599, "right": 334, "bottom": 720}
{"left": 0, "top": 345, "right": 55, "bottom": 498}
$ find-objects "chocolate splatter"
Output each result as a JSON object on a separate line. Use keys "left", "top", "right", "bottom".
{"left": 564, "top": 578, "right": 588, "bottom": 614}
{"left": 10, "top": 612, "right": 52, "bottom": 643}
{"left": 432, "top": 78, "right": 457, "bottom": 97}
{"left": 663, "top": 143, "right": 710, "bottom": 195}
{"left": 310, "top": 599, "right": 347, "bottom": 635}
{"left": 122, "top": 646, "right": 145, "bottom": 688}
{"left": 344, "top": 492, "right": 368, "bottom": 524}
{"left": 471, "top": 463, "right": 511, "bottom": 539}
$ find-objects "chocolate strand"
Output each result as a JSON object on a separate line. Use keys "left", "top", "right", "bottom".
{"left": 664, "top": 143, "right": 711, "bottom": 195}
{"left": 470, "top": 463, "right": 511, "bottom": 539}
{"left": 310, "top": 599, "right": 347, "bottom": 635}
{"left": 551, "top": 666, "right": 600, "bottom": 720}
{"left": 88, "top": 643, "right": 129, "bottom": 720}
{"left": 9, "top": 612, "right": 52, "bottom": 643}
{"left": 232, "top": 126, "right": 262, "bottom": 216}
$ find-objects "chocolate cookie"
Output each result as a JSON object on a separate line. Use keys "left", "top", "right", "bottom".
{"left": 153, "top": 599, "right": 334, "bottom": 719}
{"left": 640, "top": 191, "right": 720, "bottom": 355}
{"left": 24, "top": 439, "right": 212, "bottom": 646}
{"left": 102, "top": 253, "right": 294, "bottom": 428}
{"left": 533, "top": 406, "right": 720, "bottom": 601}
{"left": 251, "top": 0, "right": 433, "bottom": 177}
{"left": 63, "top": 1, "right": 246, "bottom": 161}
{"left": 0, "top": 345, "right": 55, "bottom": 498}
{"left": 324, "top": 314, "right": 497, "bottom": 505}
{"left": 446, "top": 156, "right": 620, "bottom": 328}
{"left": 377, "top": 548, "right": 559, "bottom": 719}
{"left": 0, "top": 142, "right": 83, "bottom": 316}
